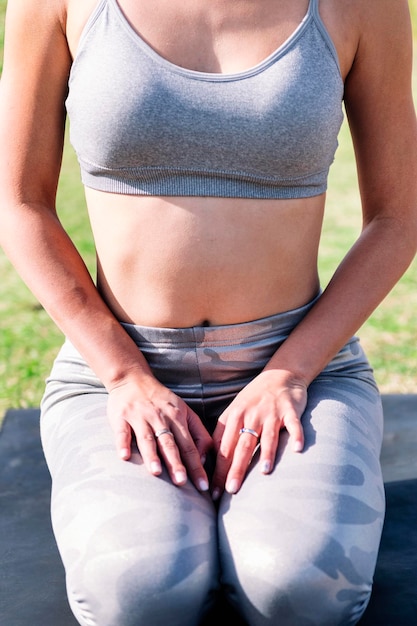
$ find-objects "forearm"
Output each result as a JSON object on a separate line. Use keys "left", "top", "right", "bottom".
{"left": 265, "top": 214, "right": 417, "bottom": 385}
{"left": 0, "top": 203, "right": 154, "bottom": 390}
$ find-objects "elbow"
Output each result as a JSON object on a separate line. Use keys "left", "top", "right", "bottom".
{"left": 363, "top": 209, "right": 417, "bottom": 273}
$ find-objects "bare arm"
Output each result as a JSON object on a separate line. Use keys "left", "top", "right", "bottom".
{"left": 269, "top": 0, "right": 417, "bottom": 381}
{"left": 0, "top": 0, "right": 142, "bottom": 388}
{"left": 213, "top": 0, "right": 417, "bottom": 497}
{"left": 0, "top": 0, "right": 211, "bottom": 490}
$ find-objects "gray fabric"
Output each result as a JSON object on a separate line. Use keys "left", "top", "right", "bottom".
{"left": 40, "top": 298, "right": 385, "bottom": 626}
{"left": 66, "top": 0, "right": 344, "bottom": 198}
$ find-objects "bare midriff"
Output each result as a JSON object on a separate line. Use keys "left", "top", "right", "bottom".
{"left": 86, "top": 188, "right": 325, "bottom": 327}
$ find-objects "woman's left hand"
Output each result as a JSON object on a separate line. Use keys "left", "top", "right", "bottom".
{"left": 211, "top": 369, "right": 307, "bottom": 500}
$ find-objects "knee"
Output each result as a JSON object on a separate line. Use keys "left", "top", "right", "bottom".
{"left": 65, "top": 541, "right": 217, "bottom": 626}
{"left": 266, "top": 569, "right": 371, "bottom": 625}
{"left": 224, "top": 550, "right": 373, "bottom": 626}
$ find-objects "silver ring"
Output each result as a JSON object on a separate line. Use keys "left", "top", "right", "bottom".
{"left": 239, "top": 427, "right": 260, "bottom": 439}
{"left": 154, "top": 428, "right": 174, "bottom": 439}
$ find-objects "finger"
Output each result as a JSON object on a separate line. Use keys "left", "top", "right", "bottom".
{"left": 211, "top": 449, "right": 230, "bottom": 502}
{"left": 224, "top": 428, "right": 260, "bottom": 494}
{"left": 212, "top": 419, "right": 226, "bottom": 454}
{"left": 284, "top": 412, "right": 305, "bottom": 452}
{"left": 259, "top": 419, "right": 280, "bottom": 474}
{"left": 154, "top": 428, "right": 188, "bottom": 486}
{"left": 155, "top": 407, "right": 211, "bottom": 491}
{"left": 172, "top": 431, "right": 210, "bottom": 492}
{"left": 210, "top": 410, "right": 241, "bottom": 499}
{"left": 135, "top": 428, "right": 163, "bottom": 476}
{"left": 211, "top": 437, "right": 234, "bottom": 501}
{"left": 211, "top": 426, "right": 244, "bottom": 500}
{"left": 186, "top": 409, "right": 214, "bottom": 466}
{"left": 114, "top": 420, "right": 132, "bottom": 461}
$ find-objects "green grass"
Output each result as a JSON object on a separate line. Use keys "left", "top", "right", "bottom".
{"left": 1, "top": 0, "right": 417, "bottom": 418}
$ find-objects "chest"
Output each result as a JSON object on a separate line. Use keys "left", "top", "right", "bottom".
{"left": 106, "top": 0, "right": 312, "bottom": 74}
{"left": 65, "top": 0, "right": 344, "bottom": 198}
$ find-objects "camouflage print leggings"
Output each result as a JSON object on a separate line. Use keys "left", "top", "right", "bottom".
{"left": 40, "top": 296, "right": 385, "bottom": 626}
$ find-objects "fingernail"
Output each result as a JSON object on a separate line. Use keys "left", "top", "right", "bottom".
{"left": 261, "top": 460, "right": 271, "bottom": 474}
{"left": 151, "top": 461, "right": 162, "bottom": 474}
{"left": 198, "top": 478, "right": 209, "bottom": 492}
{"left": 293, "top": 441, "right": 303, "bottom": 452}
{"left": 120, "top": 448, "right": 130, "bottom": 460}
{"left": 212, "top": 488, "right": 222, "bottom": 501}
{"left": 200, "top": 454, "right": 207, "bottom": 466}
{"left": 175, "top": 471, "right": 187, "bottom": 485}
{"left": 226, "top": 479, "right": 239, "bottom": 494}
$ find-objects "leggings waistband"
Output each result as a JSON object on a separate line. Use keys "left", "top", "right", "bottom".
{"left": 43, "top": 290, "right": 377, "bottom": 430}
{"left": 121, "top": 292, "right": 322, "bottom": 348}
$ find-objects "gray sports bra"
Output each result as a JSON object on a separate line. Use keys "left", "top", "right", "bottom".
{"left": 66, "top": 0, "right": 344, "bottom": 199}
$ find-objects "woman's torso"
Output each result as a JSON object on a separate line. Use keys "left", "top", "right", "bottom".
{"left": 64, "top": 0, "right": 358, "bottom": 327}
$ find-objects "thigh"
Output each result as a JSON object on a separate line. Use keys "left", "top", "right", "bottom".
{"left": 41, "top": 377, "right": 219, "bottom": 626}
{"left": 218, "top": 371, "right": 385, "bottom": 626}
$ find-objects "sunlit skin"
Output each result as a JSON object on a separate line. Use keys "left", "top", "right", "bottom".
{"left": 0, "top": 0, "right": 417, "bottom": 498}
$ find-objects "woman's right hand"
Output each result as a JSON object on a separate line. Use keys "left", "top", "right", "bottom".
{"left": 107, "top": 373, "right": 213, "bottom": 493}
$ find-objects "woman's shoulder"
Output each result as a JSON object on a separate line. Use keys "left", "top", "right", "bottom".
{"left": 327, "top": 0, "right": 411, "bottom": 37}
{"left": 2, "top": 0, "right": 69, "bottom": 46}
{"left": 320, "top": 0, "right": 412, "bottom": 80}
{"left": 4, "top": 0, "right": 102, "bottom": 56}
